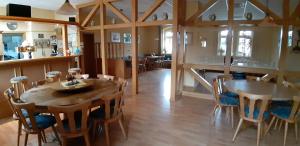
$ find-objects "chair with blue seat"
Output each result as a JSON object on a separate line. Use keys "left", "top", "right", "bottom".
{"left": 265, "top": 96, "right": 300, "bottom": 146}
{"left": 4, "top": 87, "right": 42, "bottom": 146}
{"left": 232, "top": 90, "right": 271, "bottom": 146}
{"left": 232, "top": 72, "right": 247, "bottom": 80}
{"left": 211, "top": 75, "right": 239, "bottom": 128}
{"left": 9, "top": 97, "right": 60, "bottom": 146}
{"left": 48, "top": 101, "right": 91, "bottom": 146}
{"left": 90, "top": 91, "right": 127, "bottom": 146}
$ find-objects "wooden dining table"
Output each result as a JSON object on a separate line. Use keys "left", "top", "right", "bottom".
{"left": 224, "top": 80, "right": 300, "bottom": 101}
{"left": 20, "top": 79, "right": 119, "bottom": 111}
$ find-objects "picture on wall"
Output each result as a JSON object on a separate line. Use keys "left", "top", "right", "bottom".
{"left": 123, "top": 33, "right": 131, "bottom": 44}
{"left": 111, "top": 32, "right": 121, "bottom": 42}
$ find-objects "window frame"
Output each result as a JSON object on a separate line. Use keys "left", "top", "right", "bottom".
{"left": 236, "top": 30, "right": 254, "bottom": 58}
{"left": 217, "top": 29, "right": 229, "bottom": 56}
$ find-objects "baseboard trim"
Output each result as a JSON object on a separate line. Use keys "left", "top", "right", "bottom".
{"left": 182, "top": 91, "right": 214, "bottom": 100}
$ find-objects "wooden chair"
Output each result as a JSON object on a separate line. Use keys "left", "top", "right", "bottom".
{"left": 90, "top": 91, "right": 127, "bottom": 146}
{"left": 10, "top": 97, "right": 60, "bottom": 146}
{"left": 265, "top": 96, "right": 300, "bottom": 146}
{"left": 4, "top": 87, "right": 23, "bottom": 146}
{"left": 48, "top": 101, "right": 92, "bottom": 146}
{"left": 10, "top": 76, "right": 28, "bottom": 99}
{"left": 232, "top": 91, "right": 271, "bottom": 146}
{"left": 211, "top": 75, "right": 239, "bottom": 128}
{"left": 138, "top": 57, "right": 147, "bottom": 73}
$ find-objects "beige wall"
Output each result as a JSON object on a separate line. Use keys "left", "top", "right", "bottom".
{"left": 91, "top": 26, "right": 160, "bottom": 58}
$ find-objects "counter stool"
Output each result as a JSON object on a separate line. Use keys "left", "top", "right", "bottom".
{"left": 68, "top": 68, "right": 81, "bottom": 75}
{"left": 10, "top": 76, "right": 28, "bottom": 99}
{"left": 46, "top": 71, "right": 61, "bottom": 82}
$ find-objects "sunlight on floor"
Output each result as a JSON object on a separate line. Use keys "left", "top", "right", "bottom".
{"left": 162, "top": 70, "right": 171, "bottom": 100}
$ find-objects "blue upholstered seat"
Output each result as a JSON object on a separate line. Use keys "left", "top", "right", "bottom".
{"left": 271, "top": 106, "right": 292, "bottom": 119}
{"left": 244, "top": 106, "right": 270, "bottom": 120}
{"left": 219, "top": 92, "right": 239, "bottom": 106}
{"left": 271, "top": 101, "right": 293, "bottom": 109}
{"left": 27, "top": 115, "right": 56, "bottom": 129}
{"left": 232, "top": 72, "right": 246, "bottom": 80}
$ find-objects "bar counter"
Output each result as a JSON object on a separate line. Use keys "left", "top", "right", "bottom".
{"left": 0, "top": 55, "right": 80, "bottom": 118}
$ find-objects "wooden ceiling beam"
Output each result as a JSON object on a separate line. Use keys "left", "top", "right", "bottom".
{"left": 104, "top": 1, "right": 131, "bottom": 23}
{"left": 138, "top": 0, "right": 165, "bottom": 22}
{"left": 291, "top": 2, "right": 300, "bottom": 19}
{"left": 248, "top": 0, "right": 281, "bottom": 20}
{"left": 76, "top": 1, "right": 97, "bottom": 9}
{"left": 185, "top": 0, "right": 218, "bottom": 24}
{"left": 81, "top": 3, "right": 100, "bottom": 27}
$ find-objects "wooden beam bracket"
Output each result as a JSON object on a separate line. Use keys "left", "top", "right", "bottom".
{"left": 138, "top": 0, "right": 166, "bottom": 22}
{"left": 104, "top": 1, "right": 131, "bottom": 23}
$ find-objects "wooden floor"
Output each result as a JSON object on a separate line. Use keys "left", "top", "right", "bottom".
{"left": 0, "top": 69, "right": 299, "bottom": 146}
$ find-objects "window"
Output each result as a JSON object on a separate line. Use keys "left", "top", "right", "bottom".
{"left": 236, "top": 30, "right": 253, "bottom": 57}
{"left": 288, "top": 30, "right": 293, "bottom": 47}
{"left": 217, "top": 30, "right": 228, "bottom": 56}
{"left": 162, "top": 28, "right": 173, "bottom": 54}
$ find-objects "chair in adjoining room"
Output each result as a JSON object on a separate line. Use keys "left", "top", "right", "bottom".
{"left": 90, "top": 91, "right": 127, "bottom": 146}
{"left": 9, "top": 96, "right": 60, "bottom": 146}
{"left": 265, "top": 96, "right": 300, "bottom": 146}
{"left": 68, "top": 67, "right": 81, "bottom": 75}
{"left": 232, "top": 91, "right": 271, "bottom": 146}
{"left": 48, "top": 101, "right": 92, "bottom": 146}
{"left": 10, "top": 75, "right": 28, "bottom": 98}
{"left": 211, "top": 75, "right": 239, "bottom": 128}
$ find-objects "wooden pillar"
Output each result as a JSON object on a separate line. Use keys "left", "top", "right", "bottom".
{"left": 170, "top": 0, "right": 179, "bottom": 101}
{"left": 224, "top": 0, "right": 234, "bottom": 74}
{"left": 131, "top": 0, "right": 138, "bottom": 95}
{"left": 278, "top": 0, "right": 290, "bottom": 82}
{"left": 62, "top": 24, "right": 69, "bottom": 56}
{"left": 177, "top": 26, "right": 186, "bottom": 94}
{"left": 100, "top": 0, "right": 108, "bottom": 74}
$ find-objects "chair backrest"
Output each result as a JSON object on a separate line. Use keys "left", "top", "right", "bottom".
{"left": 216, "top": 75, "right": 232, "bottom": 94}
{"left": 115, "top": 77, "right": 127, "bottom": 92}
{"left": 238, "top": 90, "right": 271, "bottom": 122}
{"left": 212, "top": 79, "right": 221, "bottom": 104}
{"left": 97, "top": 74, "right": 115, "bottom": 81}
{"left": 3, "top": 87, "right": 19, "bottom": 117}
{"left": 103, "top": 91, "right": 124, "bottom": 120}
{"left": 10, "top": 98, "right": 39, "bottom": 131}
{"left": 48, "top": 101, "right": 91, "bottom": 135}
{"left": 288, "top": 96, "right": 300, "bottom": 121}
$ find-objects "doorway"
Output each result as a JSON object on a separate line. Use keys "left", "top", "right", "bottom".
{"left": 82, "top": 33, "right": 97, "bottom": 78}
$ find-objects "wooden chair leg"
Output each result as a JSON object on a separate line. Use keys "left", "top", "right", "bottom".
{"left": 38, "top": 133, "right": 42, "bottom": 146}
{"left": 265, "top": 116, "right": 276, "bottom": 136}
{"left": 24, "top": 133, "right": 29, "bottom": 146}
{"left": 104, "top": 123, "right": 110, "bottom": 146}
{"left": 279, "top": 120, "right": 283, "bottom": 131}
{"left": 284, "top": 121, "right": 289, "bottom": 146}
{"left": 231, "top": 106, "right": 234, "bottom": 128}
{"left": 83, "top": 132, "right": 91, "bottom": 146}
{"left": 210, "top": 105, "right": 218, "bottom": 125}
{"left": 295, "top": 121, "right": 298, "bottom": 141}
{"left": 257, "top": 123, "right": 261, "bottom": 146}
{"left": 274, "top": 118, "right": 279, "bottom": 130}
{"left": 226, "top": 107, "right": 230, "bottom": 123}
{"left": 92, "top": 121, "right": 98, "bottom": 142}
{"left": 17, "top": 120, "right": 22, "bottom": 146}
{"left": 232, "top": 118, "right": 243, "bottom": 142}
{"left": 41, "top": 130, "right": 47, "bottom": 143}
{"left": 118, "top": 119, "right": 127, "bottom": 139}
{"left": 52, "top": 126, "right": 61, "bottom": 145}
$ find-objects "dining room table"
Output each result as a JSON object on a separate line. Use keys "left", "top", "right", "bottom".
{"left": 224, "top": 80, "right": 300, "bottom": 101}
{"left": 20, "top": 78, "right": 119, "bottom": 112}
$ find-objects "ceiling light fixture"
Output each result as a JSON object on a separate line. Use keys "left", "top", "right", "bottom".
{"left": 57, "top": 0, "right": 77, "bottom": 15}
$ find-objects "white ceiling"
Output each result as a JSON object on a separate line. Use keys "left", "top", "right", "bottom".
{"left": 0, "top": 0, "right": 93, "bottom": 10}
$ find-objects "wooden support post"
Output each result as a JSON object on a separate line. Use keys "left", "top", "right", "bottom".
{"left": 100, "top": 0, "right": 108, "bottom": 74}
{"left": 224, "top": 0, "right": 234, "bottom": 74}
{"left": 177, "top": 26, "right": 186, "bottom": 95}
{"left": 170, "top": 0, "right": 179, "bottom": 102}
{"left": 62, "top": 24, "right": 69, "bottom": 56}
{"left": 278, "top": 0, "right": 290, "bottom": 83}
{"left": 131, "top": 0, "right": 138, "bottom": 95}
